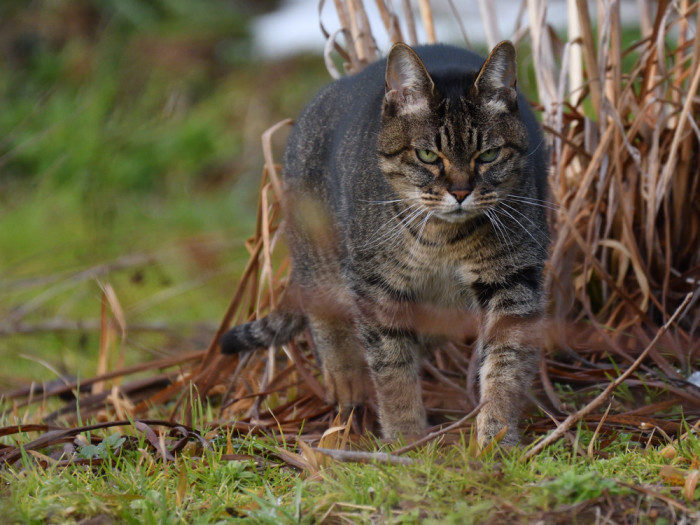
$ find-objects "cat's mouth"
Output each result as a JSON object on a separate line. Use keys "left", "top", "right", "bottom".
{"left": 436, "top": 206, "right": 483, "bottom": 223}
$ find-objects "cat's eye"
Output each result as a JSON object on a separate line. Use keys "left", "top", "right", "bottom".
{"left": 476, "top": 147, "right": 502, "bottom": 163}
{"left": 416, "top": 149, "right": 439, "bottom": 164}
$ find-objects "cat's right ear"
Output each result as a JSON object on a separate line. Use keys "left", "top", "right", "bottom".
{"left": 384, "top": 43, "right": 434, "bottom": 115}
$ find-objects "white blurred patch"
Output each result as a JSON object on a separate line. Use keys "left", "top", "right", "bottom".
{"left": 252, "top": 0, "right": 641, "bottom": 60}
{"left": 688, "top": 371, "right": 700, "bottom": 387}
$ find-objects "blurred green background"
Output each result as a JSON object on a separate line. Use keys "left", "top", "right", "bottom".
{"left": 0, "top": 0, "right": 329, "bottom": 383}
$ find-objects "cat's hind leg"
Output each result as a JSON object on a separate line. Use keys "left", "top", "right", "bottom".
{"left": 307, "top": 315, "right": 368, "bottom": 414}
{"left": 359, "top": 325, "right": 426, "bottom": 439}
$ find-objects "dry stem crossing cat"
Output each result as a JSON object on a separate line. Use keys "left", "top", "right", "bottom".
{"left": 221, "top": 41, "right": 549, "bottom": 446}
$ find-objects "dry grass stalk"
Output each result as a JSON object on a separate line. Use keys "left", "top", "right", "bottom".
{"left": 392, "top": 400, "right": 487, "bottom": 455}
{"left": 417, "top": 0, "right": 436, "bottom": 44}
{"left": 545, "top": 1, "right": 699, "bottom": 363}
{"left": 400, "top": 0, "right": 417, "bottom": 45}
{"left": 477, "top": 0, "right": 501, "bottom": 50}
{"left": 374, "top": 0, "right": 403, "bottom": 44}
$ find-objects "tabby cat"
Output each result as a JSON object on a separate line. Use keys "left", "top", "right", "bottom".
{"left": 221, "top": 41, "right": 549, "bottom": 446}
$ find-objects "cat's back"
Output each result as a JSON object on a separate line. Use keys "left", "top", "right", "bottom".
{"left": 282, "top": 58, "right": 385, "bottom": 186}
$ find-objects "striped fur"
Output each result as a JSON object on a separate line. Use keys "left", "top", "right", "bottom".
{"left": 221, "top": 42, "right": 549, "bottom": 446}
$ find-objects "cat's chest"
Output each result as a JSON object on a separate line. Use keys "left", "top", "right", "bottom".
{"left": 393, "top": 259, "right": 480, "bottom": 309}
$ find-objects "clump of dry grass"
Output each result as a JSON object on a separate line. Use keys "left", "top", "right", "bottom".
{"left": 4, "top": 1, "right": 699, "bottom": 458}
{"left": 541, "top": 0, "right": 699, "bottom": 366}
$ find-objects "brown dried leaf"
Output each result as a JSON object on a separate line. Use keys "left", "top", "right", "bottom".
{"left": 295, "top": 437, "right": 321, "bottom": 472}
{"left": 660, "top": 444, "right": 677, "bottom": 460}
{"left": 274, "top": 445, "right": 316, "bottom": 473}
{"left": 659, "top": 465, "right": 686, "bottom": 486}
{"left": 134, "top": 421, "right": 175, "bottom": 462}
{"left": 684, "top": 470, "right": 700, "bottom": 501}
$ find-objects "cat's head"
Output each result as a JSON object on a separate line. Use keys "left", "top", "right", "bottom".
{"left": 378, "top": 41, "right": 530, "bottom": 224}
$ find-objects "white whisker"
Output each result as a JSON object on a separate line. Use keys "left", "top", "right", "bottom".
{"left": 362, "top": 203, "right": 425, "bottom": 251}
{"left": 493, "top": 203, "right": 546, "bottom": 251}
{"left": 409, "top": 209, "right": 434, "bottom": 258}
{"left": 503, "top": 194, "right": 558, "bottom": 212}
{"left": 360, "top": 198, "right": 411, "bottom": 205}
{"left": 526, "top": 137, "right": 545, "bottom": 157}
{"left": 484, "top": 209, "right": 516, "bottom": 267}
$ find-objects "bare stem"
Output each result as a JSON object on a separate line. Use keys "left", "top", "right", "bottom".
{"left": 312, "top": 447, "right": 415, "bottom": 465}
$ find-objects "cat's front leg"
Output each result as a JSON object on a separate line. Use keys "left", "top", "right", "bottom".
{"left": 472, "top": 266, "right": 546, "bottom": 446}
{"left": 476, "top": 311, "right": 543, "bottom": 447}
{"left": 359, "top": 324, "right": 426, "bottom": 439}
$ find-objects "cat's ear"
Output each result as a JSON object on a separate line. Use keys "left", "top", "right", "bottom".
{"left": 474, "top": 41, "right": 518, "bottom": 110}
{"left": 384, "top": 43, "right": 434, "bottom": 115}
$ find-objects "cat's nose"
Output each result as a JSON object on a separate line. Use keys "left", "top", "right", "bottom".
{"left": 450, "top": 189, "right": 470, "bottom": 203}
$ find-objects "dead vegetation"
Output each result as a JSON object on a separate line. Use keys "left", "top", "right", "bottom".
{"left": 2, "top": 0, "right": 700, "bottom": 499}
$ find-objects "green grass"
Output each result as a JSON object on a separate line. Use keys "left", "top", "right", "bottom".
{"left": 0, "top": 415, "right": 697, "bottom": 524}
{"left": 0, "top": 431, "right": 303, "bottom": 524}
{"left": 0, "top": 184, "right": 256, "bottom": 380}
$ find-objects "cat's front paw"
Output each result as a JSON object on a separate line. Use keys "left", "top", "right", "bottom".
{"left": 476, "top": 411, "right": 520, "bottom": 447}
{"left": 378, "top": 403, "right": 427, "bottom": 440}
{"left": 381, "top": 418, "right": 427, "bottom": 441}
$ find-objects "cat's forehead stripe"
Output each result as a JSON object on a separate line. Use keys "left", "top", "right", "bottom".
{"left": 435, "top": 95, "right": 482, "bottom": 156}
{"left": 469, "top": 127, "right": 478, "bottom": 150}
{"left": 439, "top": 124, "right": 451, "bottom": 151}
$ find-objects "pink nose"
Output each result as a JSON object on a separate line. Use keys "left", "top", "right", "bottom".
{"left": 450, "top": 189, "right": 470, "bottom": 203}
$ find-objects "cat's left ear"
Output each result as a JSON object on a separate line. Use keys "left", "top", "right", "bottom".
{"left": 384, "top": 43, "right": 434, "bottom": 115}
{"left": 474, "top": 41, "right": 518, "bottom": 110}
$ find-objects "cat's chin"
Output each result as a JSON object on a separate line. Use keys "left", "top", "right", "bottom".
{"left": 435, "top": 208, "right": 482, "bottom": 223}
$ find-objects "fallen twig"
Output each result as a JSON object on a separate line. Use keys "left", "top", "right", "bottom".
{"left": 5, "top": 350, "right": 204, "bottom": 401}
{"left": 618, "top": 481, "right": 692, "bottom": 514}
{"left": 0, "top": 419, "right": 200, "bottom": 465}
{"left": 311, "top": 447, "right": 415, "bottom": 465}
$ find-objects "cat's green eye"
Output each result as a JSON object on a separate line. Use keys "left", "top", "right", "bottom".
{"left": 416, "top": 149, "right": 439, "bottom": 164}
{"left": 477, "top": 147, "right": 502, "bottom": 163}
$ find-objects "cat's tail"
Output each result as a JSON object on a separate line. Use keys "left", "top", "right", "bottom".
{"left": 219, "top": 309, "right": 306, "bottom": 354}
